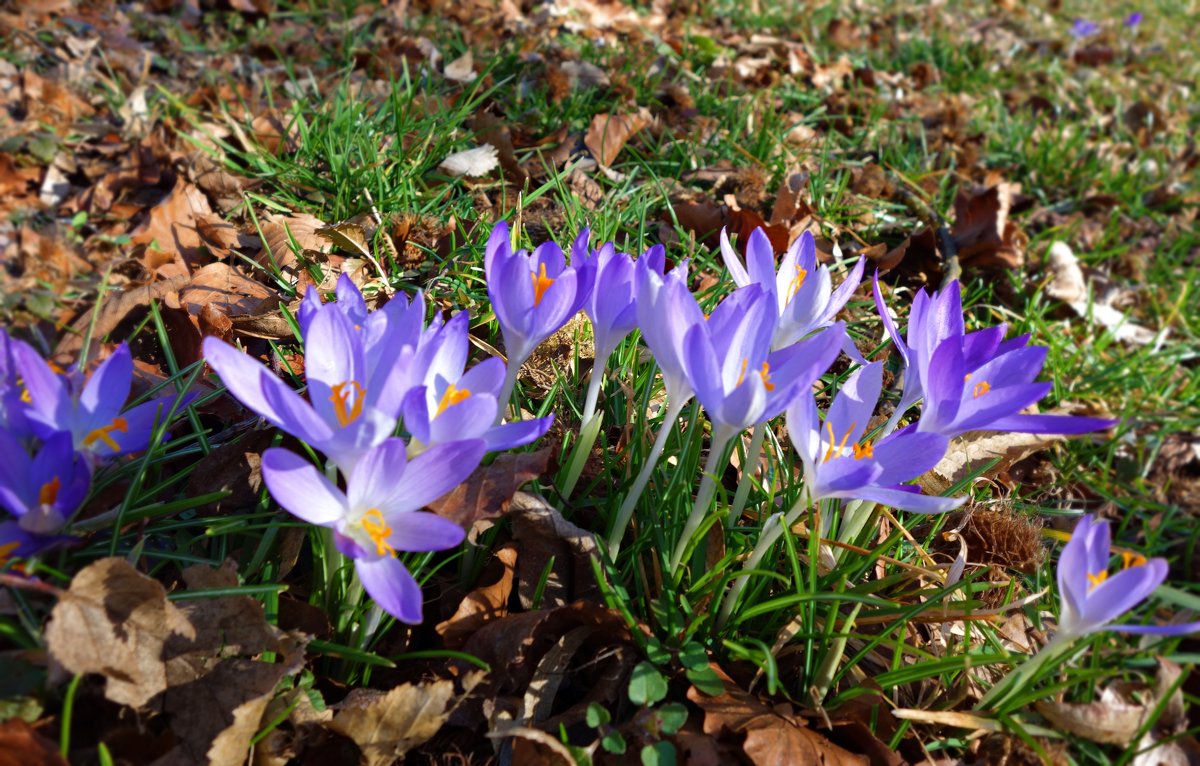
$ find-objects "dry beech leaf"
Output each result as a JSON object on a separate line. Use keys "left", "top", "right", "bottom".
{"left": 55, "top": 276, "right": 191, "bottom": 359}
{"left": 437, "top": 545, "right": 518, "bottom": 649}
{"left": 195, "top": 213, "right": 241, "bottom": 258}
{"left": 920, "top": 428, "right": 1068, "bottom": 496}
{"left": 132, "top": 178, "right": 214, "bottom": 267}
{"left": 0, "top": 719, "right": 68, "bottom": 766}
{"left": 257, "top": 212, "right": 329, "bottom": 275}
{"left": 329, "top": 673, "right": 482, "bottom": 766}
{"left": 427, "top": 446, "right": 552, "bottom": 528}
{"left": 1045, "top": 241, "right": 1163, "bottom": 348}
{"left": 181, "top": 262, "right": 276, "bottom": 317}
{"left": 490, "top": 725, "right": 576, "bottom": 766}
{"left": 316, "top": 221, "right": 372, "bottom": 259}
{"left": 45, "top": 557, "right": 198, "bottom": 709}
{"left": 950, "top": 182, "right": 1026, "bottom": 270}
{"left": 1034, "top": 688, "right": 1145, "bottom": 746}
{"left": 443, "top": 50, "right": 476, "bottom": 82}
{"left": 510, "top": 492, "right": 600, "bottom": 610}
{"left": 584, "top": 108, "right": 651, "bottom": 167}
{"left": 439, "top": 144, "right": 499, "bottom": 177}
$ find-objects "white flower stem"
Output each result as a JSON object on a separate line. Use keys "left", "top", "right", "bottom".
{"left": 495, "top": 356, "right": 524, "bottom": 425}
{"left": 607, "top": 397, "right": 687, "bottom": 558}
{"left": 581, "top": 356, "right": 606, "bottom": 427}
{"left": 669, "top": 431, "right": 732, "bottom": 575}
{"left": 727, "top": 422, "right": 767, "bottom": 529}
{"left": 718, "top": 493, "right": 811, "bottom": 628}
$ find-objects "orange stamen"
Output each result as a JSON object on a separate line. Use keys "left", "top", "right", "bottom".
{"left": 1121, "top": 551, "right": 1147, "bottom": 570}
{"left": 83, "top": 417, "right": 128, "bottom": 452}
{"left": 853, "top": 441, "right": 874, "bottom": 460}
{"left": 329, "top": 381, "right": 365, "bottom": 428}
{"left": 1087, "top": 570, "right": 1108, "bottom": 590}
{"left": 360, "top": 509, "right": 396, "bottom": 557}
{"left": 0, "top": 541, "right": 18, "bottom": 564}
{"left": 38, "top": 477, "right": 61, "bottom": 506}
{"left": 786, "top": 265, "right": 808, "bottom": 302}
{"left": 972, "top": 380, "right": 991, "bottom": 398}
{"left": 435, "top": 383, "right": 472, "bottom": 417}
{"left": 759, "top": 362, "right": 775, "bottom": 392}
{"left": 531, "top": 263, "right": 555, "bottom": 306}
{"left": 736, "top": 358, "right": 748, "bottom": 387}
{"left": 822, "top": 421, "right": 856, "bottom": 463}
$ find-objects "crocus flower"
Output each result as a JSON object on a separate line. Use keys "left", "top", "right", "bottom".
{"left": 0, "top": 330, "right": 32, "bottom": 435}
{"left": 485, "top": 221, "right": 596, "bottom": 383}
{"left": 1124, "top": 11, "right": 1143, "bottom": 28}
{"left": 633, "top": 255, "right": 704, "bottom": 409}
{"left": 785, "top": 362, "right": 962, "bottom": 512}
{"left": 582, "top": 242, "right": 659, "bottom": 364}
{"left": 0, "top": 432, "right": 89, "bottom": 562}
{"left": 401, "top": 311, "right": 552, "bottom": 453}
{"left": 681, "top": 285, "right": 845, "bottom": 443}
{"left": 13, "top": 342, "right": 180, "bottom": 464}
{"left": 915, "top": 334, "right": 1117, "bottom": 438}
{"left": 721, "top": 227, "right": 864, "bottom": 350}
{"left": 1056, "top": 514, "right": 1200, "bottom": 639}
{"left": 1070, "top": 18, "right": 1100, "bottom": 39}
{"left": 203, "top": 300, "right": 422, "bottom": 474}
{"left": 260, "top": 437, "right": 485, "bottom": 623}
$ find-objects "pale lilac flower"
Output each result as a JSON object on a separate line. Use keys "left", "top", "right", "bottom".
{"left": 786, "top": 363, "right": 961, "bottom": 513}
{"left": 1071, "top": 18, "right": 1100, "bottom": 39}
{"left": 721, "top": 227, "right": 864, "bottom": 350}
{"left": 0, "top": 432, "right": 89, "bottom": 562}
{"left": 582, "top": 242, "right": 659, "bottom": 364}
{"left": 261, "top": 438, "right": 485, "bottom": 623}
{"left": 633, "top": 255, "right": 704, "bottom": 409}
{"left": 401, "top": 312, "right": 552, "bottom": 453}
{"left": 13, "top": 342, "right": 181, "bottom": 464}
{"left": 1057, "top": 515, "right": 1200, "bottom": 639}
{"left": 1124, "top": 11, "right": 1143, "bottom": 28}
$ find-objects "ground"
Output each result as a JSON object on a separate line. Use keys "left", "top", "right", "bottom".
{"left": 1, "top": 0, "right": 1199, "bottom": 764}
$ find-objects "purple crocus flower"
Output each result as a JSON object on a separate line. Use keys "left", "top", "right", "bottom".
{"left": 1057, "top": 515, "right": 1200, "bottom": 639}
{"left": 485, "top": 221, "right": 596, "bottom": 405}
{"left": 260, "top": 437, "right": 485, "bottom": 623}
{"left": 401, "top": 311, "right": 552, "bottom": 453}
{"left": 1070, "top": 18, "right": 1100, "bottom": 39}
{"left": 786, "top": 363, "right": 962, "bottom": 513}
{"left": 634, "top": 255, "right": 704, "bottom": 409}
{"left": 1124, "top": 11, "right": 1143, "bottom": 28}
{"left": 0, "top": 432, "right": 89, "bottom": 562}
{"left": 13, "top": 342, "right": 180, "bottom": 464}
{"left": 582, "top": 242, "right": 658, "bottom": 365}
{"left": 721, "top": 227, "right": 865, "bottom": 350}
{"left": 203, "top": 299, "right": 421, "bottom": 474}
{"left": 0, "top": 330, "right": 33, "bottom": 435}
{"left": 681, "top": 285, "right": 845, "bottom": 442}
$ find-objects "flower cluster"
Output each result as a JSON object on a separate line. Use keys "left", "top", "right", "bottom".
{"left": 0, "top": 332, "right": 182, "bottom": 564}
{"left": 203, "top": 274, "right": 553, "bottom": 623}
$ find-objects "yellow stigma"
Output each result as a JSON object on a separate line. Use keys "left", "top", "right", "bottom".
{"left": 329, "top": 381, "right": 365, "bottom": 428}
{"left": 360, "top": 509, "right": 396, "bottom": 557}
{"left": 435, "top": 383, "right": 472, "bottom": 417}
{"left": 83, "top": 417, "right": 128, "bottom": 452}
{"left": 972, "top": 380, "right": 991, "bottom": 398}
{"left": 853, "top": 441, "right": 874, "bottom": 460}
{"left": 736, "top": 358, "right": 748, "bottom": 387}
{"left": 786, "top": 264, "right": 808, "bottom": 302}
{"left": 822, "top": 421, "right": 857, "bottom": 463}
{"left": 20, "top": 387, "right": 31, "bottom": 404}
{"left": 1087, "top": 570, "right": 1108, "bottom": 590}
{"left": 38, "top": 477, "right": 61, "bottom": 506}
{"left": 531, "top": 263, "right": 555, "bottom": 306}
{"left": 759, "top": 362, "right": 775, "bottom": 392}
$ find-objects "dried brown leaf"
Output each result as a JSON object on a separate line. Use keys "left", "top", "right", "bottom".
{"left": 427, "top": 446, "right": 552, "bottom": 528}
{"left": 329, "top": 677, "right": 466, "bottom": 766}
{"left": 256, "top": 213, "right": 329, "bottom": 276}
{"left": 584, "top": 108, "right": 651, "bottom": 167}
{"left": 436, "top": 545, "right": 518, "bottom": 649}
{"left": 0, "top": 720, "right": 68, "bottom": 766}
{"left": 132, "top": 178, "right": 214, "bottom": 268}
{"left": 181, "top": 262, "right": 276, "bottom": 317}
{"left": 510, "top": 492, "right": 600, "bottom": 609}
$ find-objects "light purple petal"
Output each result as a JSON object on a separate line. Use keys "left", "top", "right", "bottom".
{"left": 356, "top": 555, "right": 423, "bottom": 624}
{"left": 482, "top": 416, "right": 553, "bottom": 452}
{"left": 720, "top": 228, "right": 751, "bottom": 287}
{"left": 852, "top": 485, "right": 966, "bottom": 514}
{"left": 371, "top": 439, "right": 486, "bottom": 513}
{"left": 80, "top": 344, "right": 131, "bottom": 419}
{"left": 982, "top": 414, "right": 1118, "bottom": 435}
{"left": 261, "top": 447, "right": 347, "bottom": 525}
{"left": 385, "top": 511, "right": 466, "bottom": 553}
{"left": 824, "top": 362, "right": 883, "bottom": 449}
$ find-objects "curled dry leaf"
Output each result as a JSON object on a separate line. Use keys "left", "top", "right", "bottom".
{"left": 329, "top": 673, "right": 483, "bottom": 766}
{"left": 1045, "top": 241, "right": 1164, "bottom": 348}
{"left": 256, "top": 212, "right": 329, "bottom": 277}
{"left": 439, "top": 144, "right": 500, "bottom": 177}
{"left": 443, "top": 50, "right": 476, "bottom": 82}
{"left": 950, "top": 181, "right": 1026, "bottom": 270}
{"left": 437, "top": 545, "right": 518, "bottom": 649}
{"left": 180, "top": 262, "right": 277, "bottom": 317}
{"left": 510, "top": 491, "right": 600, "bottom": 609}
{"left": 584, "top": 108, "right": 652, "bottom": 167}
{"left": 131, "top": 178, "right": 215, "bottom": 274}
{"left": 1034, "top": 687, "right": 1146, "bottom": 746}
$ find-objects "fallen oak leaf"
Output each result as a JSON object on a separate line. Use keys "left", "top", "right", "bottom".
{"left": 0, "top": 719, "right": 66, "bottom": 766}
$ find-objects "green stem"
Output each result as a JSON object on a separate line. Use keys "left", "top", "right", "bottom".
{"left": 727, "top": 422, "right": 768, "bottom": 529}
{"left": 718, "top": 493, "right": 810, "bottom": 628}
{"left": 669, "top": 431, "right": 732, "bottom": 574}
{"left": 607, "top": 397, "right": 687, "bottom": 558}
{"left": 974, "top": 632, "right": 1077, "bottom": 712}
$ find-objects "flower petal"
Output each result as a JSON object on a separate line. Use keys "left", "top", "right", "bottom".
{"left": 80, "top": 344, "right": 132, "bottom": 419}
{"left": 355, "top": 555, "right": 423, "bottom": 624}
{"left": 368, "top": 439, "right": 486, "bottom": 514}
{"left": 261, "top": 447, "right": 347, "bottom": 525}
{"left": 482, "top": 416, "right": 553, "bottom": 452}
{"left": 386, "top": 511, "right": 465, "bottom": 553}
